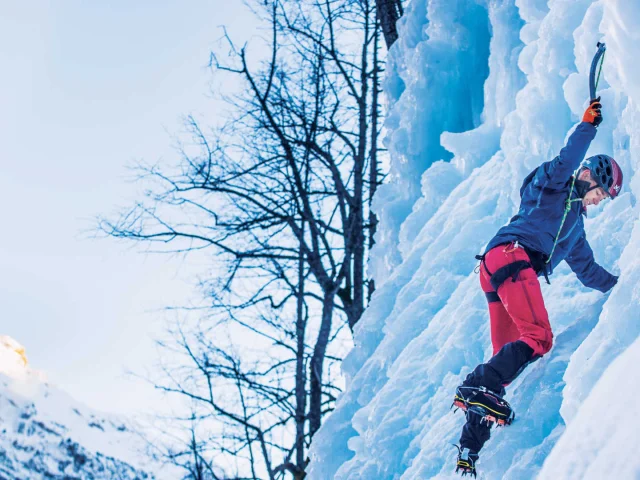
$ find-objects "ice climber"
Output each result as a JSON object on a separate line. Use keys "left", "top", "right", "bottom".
{"left": 452, "top": 98, "right": 623, "bottom": 477}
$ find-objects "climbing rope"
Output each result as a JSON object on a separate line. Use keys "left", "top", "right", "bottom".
{"left": 546, "top": 174, "right": 583, "bottom": 265}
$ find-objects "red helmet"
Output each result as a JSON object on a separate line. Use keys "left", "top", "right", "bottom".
{"left": 581, "top": 154, "right": 623, "bottom": 198}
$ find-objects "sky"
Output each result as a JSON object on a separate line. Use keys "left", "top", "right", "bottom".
{"left": 0, "top": 1, "right": 262, "bottom": 414}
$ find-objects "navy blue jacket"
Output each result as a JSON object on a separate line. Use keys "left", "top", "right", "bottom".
{"left": 485, "top": 122, "right": 617, "bottom": 293}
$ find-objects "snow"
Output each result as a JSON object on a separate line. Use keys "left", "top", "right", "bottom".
{"left": 0, "top": 336, "right": 174, "bottom": 479}
{"left": 539, "top": 335, "right": 640, "bottom": 479}
{"left": 0, "top": 336, "right": 36, "bottom": 378}
{"left": 307, "top": 0, "right": 640, "bottom": 478}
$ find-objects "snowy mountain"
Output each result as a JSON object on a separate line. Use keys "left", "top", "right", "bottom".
{"left": 307, "top": 0, "right": 640, "bottom": 478}
{"left": 0, "top": 335, "right": 160, "bottom": 479}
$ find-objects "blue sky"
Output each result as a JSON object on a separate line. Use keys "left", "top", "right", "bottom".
{"left": 0, "top": 1, "right": 260, "bottom": 413}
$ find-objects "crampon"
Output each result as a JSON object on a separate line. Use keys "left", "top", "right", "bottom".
{"left": 452, "top": 385, "right": 515, "bottom": 426}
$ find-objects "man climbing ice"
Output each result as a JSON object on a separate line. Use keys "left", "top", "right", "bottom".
{"left": 453, "top": 97, "right": 623, "bottom": 477}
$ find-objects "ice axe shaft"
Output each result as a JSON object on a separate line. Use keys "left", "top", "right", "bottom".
{"left": 589, "top": 42, "right": 606, "bottom": 102}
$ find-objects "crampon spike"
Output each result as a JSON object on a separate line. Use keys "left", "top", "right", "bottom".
{"left": 455, "top": 465, "right": 477, "bottom": 478}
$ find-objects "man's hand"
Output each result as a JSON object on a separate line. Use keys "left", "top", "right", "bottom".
{"left": 583, "top": 97, "right": 602, "bottom": 127}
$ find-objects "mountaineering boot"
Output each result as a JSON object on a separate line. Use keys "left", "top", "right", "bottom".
{"left": 453, "top": 385, "right": 514, "bottom": 426}
{"left": 455, "top": 445, "right": 479, "bottom": 477}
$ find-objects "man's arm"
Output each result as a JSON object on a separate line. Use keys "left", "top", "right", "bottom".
{"left": 541, "top": 100, "right": 602, "bottom": 189}
{"left": 542, "top": 122, "right": 597, "bottom": 189}
{"left": 565, "top": 233, "right": 617, "bottom": 293}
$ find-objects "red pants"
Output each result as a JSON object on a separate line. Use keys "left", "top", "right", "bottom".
{"left": 480, "top": 243, "right": 553, "bottom": 357}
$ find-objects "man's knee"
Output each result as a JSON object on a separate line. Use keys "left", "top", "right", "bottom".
{"left": 522, "top": 330, "right": 553, "bottom": 357}
{"left": 539, "top": 330, "right": 553, "bottom": 355}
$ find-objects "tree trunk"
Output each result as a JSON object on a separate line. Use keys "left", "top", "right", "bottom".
{"left": 350, "top": 0, "right": 371, "bottom": 331}
{"left": 308, "top": 290, "right": 335, "bottom": 436}
{"left": 368, "top": 18, "right": 381, "bottom": 303}
{"left": 375, "top": 0, "right": 403, "bottom": 48}
{"left": 295, "top": 222, "right": 307, "bottom": 469}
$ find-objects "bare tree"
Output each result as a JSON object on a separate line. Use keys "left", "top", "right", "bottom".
{"left": 101, "top": 0, "right": 385, "bottom": 478}
{"left": 168, "top": 415, "right": 220, "bottom": 480}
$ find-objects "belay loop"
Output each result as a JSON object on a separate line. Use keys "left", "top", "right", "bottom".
{"left": 589, "top": 42, "right": 606, "bottom": 101}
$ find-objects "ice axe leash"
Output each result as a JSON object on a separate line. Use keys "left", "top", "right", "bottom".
{"left": 589, "top": 42, "right": 606, "bottom": 101}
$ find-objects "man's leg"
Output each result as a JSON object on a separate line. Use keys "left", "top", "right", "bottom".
{"left": 459, "top": 410, "right": 491, "bottom": 453}
{"left": 464, "top": 244, "right": 552, "bottom": 393}
{"left": 456, "top": 259, "right": 518, "bottom": 456}
{"left": 457, "top": 243, "right": 553, "bottom": 460}
{"left": 480, "top": 260, "right": 521, "bottom": 356}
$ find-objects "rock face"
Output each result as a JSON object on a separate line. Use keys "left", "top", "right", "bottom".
{"left": 0, "top": 336, "right": 156, "bottom": 479}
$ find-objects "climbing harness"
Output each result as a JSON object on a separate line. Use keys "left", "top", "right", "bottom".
{"left": 475, "top": 241, "right": 548, "bottom": 296}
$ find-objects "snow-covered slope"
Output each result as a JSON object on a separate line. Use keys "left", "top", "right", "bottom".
{"left": 0, "top": 336, "right": 160, "bottom": 479}
{"left": 307, "top": 0, "right": 640, "bottom": 478}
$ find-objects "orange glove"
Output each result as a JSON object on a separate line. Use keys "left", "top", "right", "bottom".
{"left": 583, "top": 97, "right": 602, "bottom": 126}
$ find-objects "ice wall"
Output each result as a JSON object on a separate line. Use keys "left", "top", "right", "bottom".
{"left": 369, "top": 0, "right": 493, "bottom": 285}
{"left": 307, "top": 0, "right": 640, "bottom": 478}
